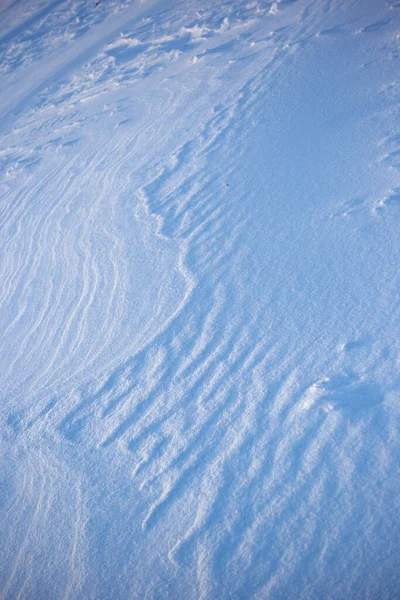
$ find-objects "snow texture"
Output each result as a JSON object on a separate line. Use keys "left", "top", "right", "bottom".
{"left": 0, "top": 0, "right": 399, "bottom": 598}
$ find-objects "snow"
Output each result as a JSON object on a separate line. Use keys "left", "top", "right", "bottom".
{"left": 0, "top": 0, "right": 399, "bottom": 598}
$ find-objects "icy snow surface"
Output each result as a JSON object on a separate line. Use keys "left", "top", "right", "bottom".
{"left": 0, "top": 0, "right": 399, "bottom": 597}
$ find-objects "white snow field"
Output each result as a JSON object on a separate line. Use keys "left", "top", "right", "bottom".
{"left": 0, "top": 0, "right": 399, "bottom": 597}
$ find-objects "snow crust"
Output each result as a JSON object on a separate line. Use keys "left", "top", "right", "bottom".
{"left": 0, "top": 0, "right": 399, "bottom": 598}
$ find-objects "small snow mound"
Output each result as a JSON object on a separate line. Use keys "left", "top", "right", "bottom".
{"left": 269, "top": 3, "right": 280, "bottom": 15}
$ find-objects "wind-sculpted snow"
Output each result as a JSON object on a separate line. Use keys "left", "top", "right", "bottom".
{"left": 0, "top": 0, "right": 399, "bottom": 598}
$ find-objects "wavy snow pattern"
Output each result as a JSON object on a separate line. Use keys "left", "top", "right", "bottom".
{"left": 0, "top": 0, "right": 399, "bottom": 598}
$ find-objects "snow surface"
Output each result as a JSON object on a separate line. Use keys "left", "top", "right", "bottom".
{"left": 0, "top": 0, "right": 399, "bottom": 597}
